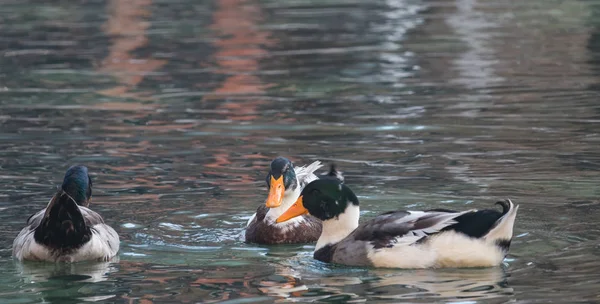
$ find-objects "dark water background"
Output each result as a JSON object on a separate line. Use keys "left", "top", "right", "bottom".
{"left": 1, "top": 0, "right": 600, "bottom": 302}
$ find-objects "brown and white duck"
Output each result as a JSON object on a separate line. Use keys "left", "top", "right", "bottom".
{"left": 245, "top": 157, "right": 343, "bottom": 244}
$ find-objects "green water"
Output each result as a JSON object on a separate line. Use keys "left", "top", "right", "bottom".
{"left": 1, "top": 0, "right": 600, "bottom": 302}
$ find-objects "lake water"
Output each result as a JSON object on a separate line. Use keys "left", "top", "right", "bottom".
{"left": 1, "top": 0, "right": 600, "bottom": 302}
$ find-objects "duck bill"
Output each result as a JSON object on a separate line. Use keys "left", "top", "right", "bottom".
{"left": 276, "top": 196, "right": 308, "bottom": 223}
{"left": 265, "top": 176, "right": 285, "bottom": 208}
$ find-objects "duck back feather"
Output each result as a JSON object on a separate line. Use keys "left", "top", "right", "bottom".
{"left": 34, "top": 191, "right": 92, "bottom": 251}
{"left": 13, "top": 192, "right": 119, "bottom": 262}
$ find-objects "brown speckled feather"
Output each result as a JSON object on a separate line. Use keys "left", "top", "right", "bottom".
{"left": 245, "top": 205, "right": 322, "bottom": 244}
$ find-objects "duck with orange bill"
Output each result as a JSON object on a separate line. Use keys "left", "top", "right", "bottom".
{"left": 276, "top": 178, "right": 519, "bottom": 268}
{"left": 245, "top": 157, "right": 343, "bottom": 244}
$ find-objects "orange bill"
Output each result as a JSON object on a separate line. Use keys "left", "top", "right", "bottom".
{"left": 276, "top": 196, "right": 308, "bottom": 223}
{"left": 265, "top": 176, "right": 285, "bottom": 208}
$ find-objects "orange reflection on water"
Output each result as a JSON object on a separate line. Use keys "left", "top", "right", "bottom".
{"left": 89, "top": 102, "right": 158, "bottom": 115}
{"left": 113, "top": 261, "right": 279, "bottom": 303}
{"left": 203, "top": 150, "right": 270, "bottom": 186}
{"left": 99, "top": 0, "right": 166, "bottom": 99}
{"left": 204, "top": 0, "right": 274, "bottom": 121}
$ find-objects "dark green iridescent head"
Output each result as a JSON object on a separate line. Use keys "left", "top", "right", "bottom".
{"left": 266, "top": 157, "right": 298, "bottom": 191}
{"left": 299, "top": 179, "right": 359, "bottom": 221}
{"left": 61, "top": 165, "right": 92, "bottom": 206}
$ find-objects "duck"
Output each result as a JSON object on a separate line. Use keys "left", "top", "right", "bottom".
{"left": 276, "top": 178, "right": 519, "bottom": 268}
{"left": 245, "top": 157, "right": 343, "bottom": 244}
{"left": 12, "top": 165, "right": 120, "bottom": 263}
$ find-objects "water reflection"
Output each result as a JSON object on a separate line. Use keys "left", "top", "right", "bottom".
{"left": 110, "top": 260, "right": 280, "bottom": 303}
{"left": 205, "top": 0, "right": 273, "bottom": 119}
{"left": 273, "top": 265, "right": 511, "bottom": 302}
{"left": 12, "top": 260, "right": 119, "bottom": 303}
{"left": 365, "top": 267, "right": 511, "bottom": 301}
{"left": 261, "top": 250, "right": 511, "bottom": 302}
{"left": 16, "top": 260, "right": 119, "bottom": 284}
{"left": 1, "top": 0, "right": 600, "bottom": 303}
{"left": 447, "top": 0, "right": 503, "bottom": 90}
{"left": 99, "top": 0, "right": 167, "bottom": 99}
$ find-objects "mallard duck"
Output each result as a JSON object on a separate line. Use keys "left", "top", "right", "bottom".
{"left": 245, "top": 157, "right": 343, "bottom": 244}
{"left": 276, "top": 179, "right": 519, "bottom": 268}
{"left": 12, "top": 165, "right": 119, "bottom": 262}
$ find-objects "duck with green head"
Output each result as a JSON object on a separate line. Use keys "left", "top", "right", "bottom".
{"left": 12, "top": 165, "right": 119, "bottom": 262}
{"left": 277, "top": 178, "right": 519, "bottom": 268}
{"left": 245, "top": 157, "right": 343, "bottom": 244}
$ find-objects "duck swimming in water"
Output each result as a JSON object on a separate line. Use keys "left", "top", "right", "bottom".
{"left": 12, "top": 165, "right": 119, "bottom": 262}
{"left": 245, "top": 157, "right": 343, "bottom": 244}
{"left": 277, "top": 178, "right": 519, "bottom": 268}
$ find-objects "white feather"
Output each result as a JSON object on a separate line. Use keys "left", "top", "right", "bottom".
{"left": 294, "top": 160, "right": 323, "bottom": 187}
{"left": 67, "top": 224, "right": 120, "bottom": 262}
{"left": 368, "top": 230, "right": 505, "bottom": 269}
{"left": 316, "top": 204, "right": 360, "bottom": 251}
{"left": 245, "top": 213, "right": 257, "bottom": 228}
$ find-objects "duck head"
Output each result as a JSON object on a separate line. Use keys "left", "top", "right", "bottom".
{"left": 276, "top": 178, "right": 360, "bottom": 249}
{"left": 276, "top": 178, "right": 359, "bottom": 223}
{"left": 61, "top": 165, "right": 93, "bottom": 207}
{"left": 265, "top": 157, "right": 299, "bottom": 208}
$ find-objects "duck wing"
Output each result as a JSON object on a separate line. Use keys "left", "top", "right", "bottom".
{"left": 24, "top": 208, "right": 45, "bottom": 230}
{"left": 353, "top": 209, "right": 475, "bottom": 249}
{"left": 79, "top": 206, "right": 106, "bottom": 226}
{"left": 22, "top": 204, "right": 106, "bottom": 230}
{"left": 431, "top": 200, "right": 516, "bottom": 240}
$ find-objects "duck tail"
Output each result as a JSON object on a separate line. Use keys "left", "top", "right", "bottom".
{"left": 323, "top": 163, "right": 344, "bottom": 183}
{"left": 483, "top": 199, "right": 519, "bottom": 252}
{"left": 33, "top": 190, "right": 91, "bottom": 250}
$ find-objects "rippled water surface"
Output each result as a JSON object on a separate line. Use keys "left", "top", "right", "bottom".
{"left": 1, "top": 0, "right": 600, "bottom": 302}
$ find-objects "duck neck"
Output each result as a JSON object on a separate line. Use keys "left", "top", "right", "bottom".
{"left": 264, "top": 186, "right": 301, "bottom": 224}
{"left": 315, "top": 204, "right": 360, "bottom": 251}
